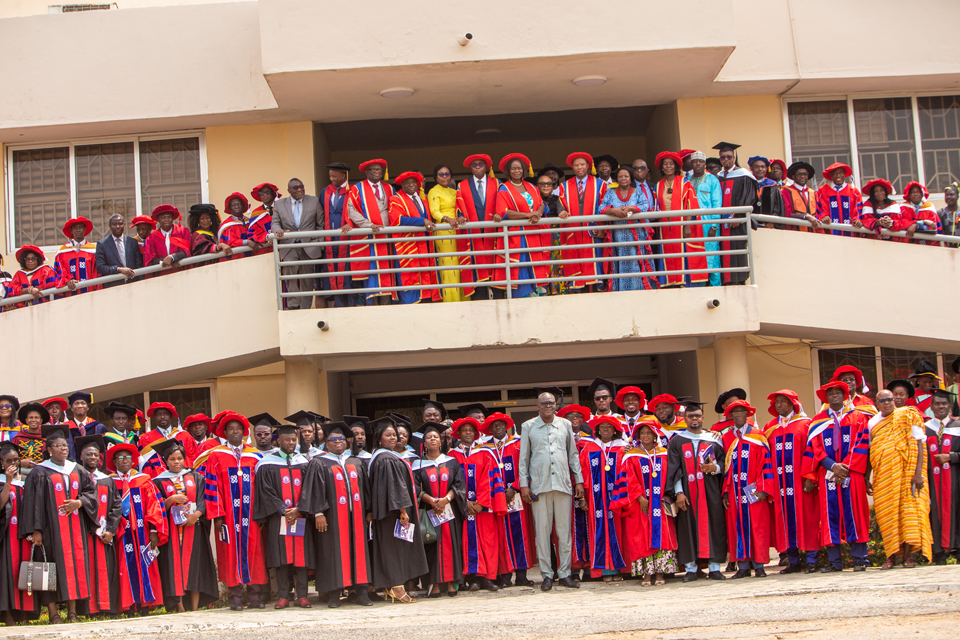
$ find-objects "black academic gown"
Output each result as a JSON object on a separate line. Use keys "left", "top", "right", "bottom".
{"left": 755, "top": 183, "right": 786, "bottom": 228}
{"left": 252, "top": 452, "right": 314, "bottom": 570}
{"left": 413, "top": 456, "right": 466, "bottom": 586}
{"left": 300, "top": 453, "right": 372, "bottom": 592}
{"left": 152, "top": 469, "right": 218, "bottom": 610}
{"left": 78, "top": 471, "right": 123, "bottom": 615}
{"left": 926, "top": 420, "right": 960, "bottom": 555}
{"left": 716, "top": 167, "right": 757, "bottom": 285}
{"left": 368, "top": 449, "right": 429, "bottom": 589}
{"left": 667, "top": 432, "right": 727, "bottom": 565}
{"left": 20, "top": 460, "right": 98, "bottom": 604}
{"left": 0, "top": 476, "right": 39, "bottom": 619}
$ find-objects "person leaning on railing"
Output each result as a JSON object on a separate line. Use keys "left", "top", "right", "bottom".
{"left": 9, "top": 245, "right": 57, "bottom": 307}
{"left": 427, "top": 164, "right": 472, "bottom": 303}
{"left": 860, "top": 179, "right": 906, "bottom": 241}
{"left": 653, "top": 151, "right": 706, "bottom": 288}
{"left": 599, "top": 165, "right": 658, "bottom": 291}
{"left": 493, "top": 153, "right": 548, "bottom": 299}
{"left": 144, "top": 205, "right": 192, "bottom": 274}
{"left": 95, "top": 213, "right": 143, "bottom": 288}
{"left": 535, "top": 169, "right": 570, "bottom": 296}
{"left": 900, "top": 182, "right": 942, "bottom": 246}
{"left": 780, "top": 162, "right": 819, "bottom": 231}
{"left": 387, "top": 171, "right": 440, "bottom": 305}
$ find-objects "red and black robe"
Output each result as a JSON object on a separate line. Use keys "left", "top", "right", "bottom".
{"left": 252, "top": 452, "right": 314, "bottom": 572}
{"left": 716, "top": 166, "right": 757, "bottom": 284}
{"left": 81, "top": 471, "right": 123, "bottom": 615}
{"left": 153, "top": 469, "right": 218, "bottom": 610}
{"left": 667, "top": 432, "right": 727, "bottom": 565}
{"left": 0, "top": 475, "right": 38, "bottom": 619}
{"left": 414, "top": 455, "right": 466, "bottom": 585}
{"left": 925, "top": 418, "right": 960, "bottom": 555}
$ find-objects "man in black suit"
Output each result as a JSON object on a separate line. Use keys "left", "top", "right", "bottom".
{"left": 95, "top": 214, "right": 143, "bottom": 288}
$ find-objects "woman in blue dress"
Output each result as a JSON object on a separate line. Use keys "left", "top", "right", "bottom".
{"left": 600, "top": 166, "right": 658, "bottom": 291}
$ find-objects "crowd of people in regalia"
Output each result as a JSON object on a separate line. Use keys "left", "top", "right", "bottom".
{"left": 4, "top": 144, "right": 957, "bottom": 310}
{"left": 0, "top": 361, "right": 956, "bottom": 624}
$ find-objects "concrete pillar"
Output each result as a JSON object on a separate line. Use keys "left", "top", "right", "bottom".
{"left": 284, "top": 356, "right": 321, "bottom": 415}
{"left": 325, "top": 371, "right": 349, "bottom": 420}
{"left": 713, "top": 335, "right": 752, "bottom": 403}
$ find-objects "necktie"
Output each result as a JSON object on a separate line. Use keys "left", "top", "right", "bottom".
{"left": 75, "top": 419, "right": 86, "bottom": 437}
{"left": 373, "top": 183, "right": 382, "bottom": 201}
{"left": 121, "top": 476, "right": 131, "bottom": 517}
{"left": 578, "top": 180, "right": 585, "bottom": 197}
{"left": 477, "top": 179, "right": 485, "bottom": 202}
{"left": 293, "top": 199, "right": 302, "bottom": 228}
{"left": 939, "top": 420, "right": 945, "bottom": 443}
{"left": 116, "top": 237, "right": 126, "bottom": 267}
{"left": 163, "top": 231, "right": 171, "bottom": 254}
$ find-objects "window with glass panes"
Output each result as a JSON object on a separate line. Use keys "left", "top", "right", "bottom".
{"left": 7, "top": 133, "right": 205, "bottom": 252}
{"left": 786, "top": 95, "right": 960, "bottom": 196}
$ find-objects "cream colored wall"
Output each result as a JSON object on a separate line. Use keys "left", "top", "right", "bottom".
{"left": 205, "top": 122, "right": 316, "bottom": 205}
{"left": 677, "top": 96, "right": 785, "bottom": 162}
{"left": 644, "top": 104, "right": 680, "bottom": 164}
{"left": 697, "top": 337, "right": 815, "bottom": 426}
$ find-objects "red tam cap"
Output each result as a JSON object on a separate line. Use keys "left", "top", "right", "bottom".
{"left": 565, "top": 152, "right": 594, "bottom": 169}
{"left": 250, "top": 182, "right": 280, "bottom": 203}
{"left": 862, "top": 178, "right": 895, "bottom": 197}
{"left": 678, "top": 149, "right": 696, "bottom": 159}
{"left": 816, "top": 381, "right": 850, "bottom": 404}
{"left": 499, "top": 153, "right": 534, "bottom": 177}
{"left": 61, "top": 217, "right": 93, "bottom": 238}
{"left": 224, "top": 192, "right": 249, "bottom": 214}
{"left": 615, "top": 386, "right": 647, "bottom": 411}
{"left": 557, "top": 405, "right": 592, "bottom": 421}
{"left": 106, "top": 443, "right": 140, "bottom": 474}
{"left": 129, "top": 215, "right": 157, "bottom": 230}
{"left": 768, "top": 159, "right": 787, "bottom": 176}
{"left": 902, "top": 181, "right": 929, "bottom": 200}
{"left": 43, "top": 397, "right": 68, "bottom": 409}
{"left": 655, "top": 151, "right": 683, "bottom": 171}
{"left": 215, "top": 411, "right": 250, "bottom": 439}
{"left": 723, "top": 399, "right": 757, "bottom": 418}
{"left": 480, "top": 412, "right": 514, "bottom": 436}
{"left": 822, "top": 162, "right": 853, "bottom": 181}
{"left": 587, "top": 415, "right": 623, "bottom": 434}
{"left": 183, "top": 414, "right": 213, "bottom": 435}
{"left": 451, "top": 417, "right": 481, "bottom": 440}
{"left": 151, "top": 204, "right": 182, "bottom": 221}
{"left": 146, "top": 402, "right": 179, "bottom": 421}
{"left": 393, "top": 171, "right": 425, "bottom": 189}
{"left": 15, "top": 245, "right": 45, "bottom": 265}
{"left": 830, "top": 365, "right": 864, "bottom": 389}
{"left": 463, "top": 154, "right": 493, "bottom": 169}
{"left": 359, "top": 159, "right": 387, "bottom": 173}
{"left": 767, "top": 389, "right": 802, "bottom": 418}
{"left": 648, "top": 393, "right": 681, "bottom": 410}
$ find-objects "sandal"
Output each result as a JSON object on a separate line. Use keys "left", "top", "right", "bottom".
{"left": 49, "top": 615, "right": 63, "bottom": 625}
{"left": 385, "top": 587, "right": 416, "bottom": 604}
{"left": 903, "top": 557, "right": 917, "bottom": 568}
{"left": 880, "top": 558, "right": 896, "bottom": 570}
{"left": 67, "top": 613, "right": 79, "bottom": 624}
{"left": 641, "top": 577, "right": 652, "bottom": 587}
{"left": 655, "top": 574, "right": 666, "bottom": 586}
{"left": 602, "top": 575, "right": 613, "bottom": 583}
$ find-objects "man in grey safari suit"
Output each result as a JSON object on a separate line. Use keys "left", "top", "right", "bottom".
{"left": 272, "top": 177, "right": 324, "bottom": 310}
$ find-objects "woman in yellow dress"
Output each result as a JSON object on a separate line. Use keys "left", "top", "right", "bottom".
{"left": 427, "top": 165, "right": 472, "bottom": 302}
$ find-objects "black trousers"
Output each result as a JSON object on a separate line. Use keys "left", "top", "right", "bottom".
{"left": 276, "top": 565, "right": 308, "bottom": 599}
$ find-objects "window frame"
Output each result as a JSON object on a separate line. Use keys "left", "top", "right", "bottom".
{"left": 782, "top": 91, "right": 958, "bottom": 200}
{"left": 4, "top": 129, "right": 208, "bottom": 254}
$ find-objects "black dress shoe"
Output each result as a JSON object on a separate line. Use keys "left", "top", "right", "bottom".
{"left": 515, "top": 577, "right": 535, "bottom": 587}
{"left": 708, "top": 571, "right": 727, "bottom": 580}
{"left": 229, "top": 603, "right": 243, "bottom": 611}
{"left": 248, "top": 601, "right": 265, "bottom": 609}
{"left": 558, "top": 577, "right": 580, "bottom": 589}
{"left": 853, "top": 564, "right": 867, "bottom": 572}
{"left": 804, "top": 565, "right": 818, "bottom": 574}
{"left": 541, "top": 577, "right": 553, "bottom": 592}
{"left": 754, "top": 567, "right": 767, "bottom": 578}
{"left": 355, "top": 590, "right": 373, "bottom": 606}
{"left": 478, "top": 577, "right": 499, "bottom": 592}
{"left": 328, "top": 597, "right": 342, "bottom": 608}
{"left": 820, "top": 565, "right": 841, "bottom": 573}
{"left": 695, "top": 570, "right": 708, "bottom": 580}
{"left": 729, "top": 569, "right": 751, "bottom": 579}
{"left": 725, "top": 562, "right": 737, "bottom": 572}
{"left": 779, "top": 564, "right": 802, "bottom": 574}
{"left": 682, "top": 572, "right": 698, "bottom": 583}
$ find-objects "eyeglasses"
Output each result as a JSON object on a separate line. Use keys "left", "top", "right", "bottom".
{"left": 289, "top": 184, "right": 305, "bottom": 191}
{"left": 0, "top": 404, "right": 11, "bottom": 409}
{"left": 327, "top": 436, "right": 346, "bottom": 442}
{"left": 436, "top": 172, "right": 451, "bottom": 177}
{"left": 49, "top": 442, "right": 69, "bottom": 449}
{"left": 113, "top": 453, "right": 133, "bottom": 459}
{"left": 537, "top": 181, "right": 554, "bottom": 187}
{"left": 594, "top": 395, "right": 611, "bottom": 402}
{"left": 539, "top": 401, "right": 556, "bottom": 406}
{"left": 876, "top": 398, "right": 895, "bottom": 404}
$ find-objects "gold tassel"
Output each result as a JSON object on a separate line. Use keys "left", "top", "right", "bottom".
{"left": 591, "top": 162, "right": 596, "bottom": 176}
{"left": 488, "top": 166, "right": 494, "bottom": 178}
{"left": 384, "top": 167, "right": 389, "bottom": 182}
{"left": 527, "top": 164, "right": 534, "bottom": 178}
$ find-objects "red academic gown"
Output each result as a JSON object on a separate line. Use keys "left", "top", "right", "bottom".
{"left": 558, "top": 177, "right": 606, "bottom": 289}
{"left": 494, "top": 181, "right": 549, "bottom": 291}
{"left": 579, "top": 437, "right": 628, "bottom": 576}
{"left": 489, "top": 436, "right": 535, "bottom": 572}
{"left": 781, "top": 184, "right": 815, "bottom": 231}
{"left": 246, "top": 205, "right": 274, "bottom": 255}
{"left": 723, "top": 428, "right": 775, "bottom": 563}
{"left": 613, "top": 446, "right": 677, "bottom": 563}
{"left": 387, "top": 190, "right": 442, "bottom": 303}
{"left": 53, "top": 240, "right": 100, "bottom": 295}
{"left": 202, "top": 446, "right": 268, "bottom": 587}
{"left": 460, "top": 445, "right": 507, "bottom": 579}
{"left": 10, "top": 266, "right": 57, "bottom": 307}
{"left": 347, "top": 180, "right": 396, "bottom": 298}
{"left": 113, "top": 472, "right": 167, "bottom": 609}
{"left": 655, "top": 176, "right": 708, "bottom": 285}
{"left": 138, "top": 429, "right": 200, "bottom": 478}
{"left": 455, "top": 176, "right": 501, "bottom": 283}
{"left": 764, "top": 415, "right": 819, "bottom": 553}
{"left": 217, "top": 215, "right": 247, "bottom": 259}
{"left": 802, "top": 409, "right": 871, "bottom": 545}
{"left": 900, "top": 201, "right": 941, "bottom": 244}
{"left": 144, "top": 226, "right": 192, "bottom": 269}
{"left": 815, "top": 183, "right": 863, "bottom": 236}
{"left": 572, "top": 435, "right": 594, "bottom": 569}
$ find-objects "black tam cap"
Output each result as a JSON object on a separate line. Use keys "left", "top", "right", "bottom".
{"left": 910, "top": 360, "right": 940, "bottom": 379}
{"left": 594, "top": 154, "right": 619, "bottom": 171}
{"left": 325, "top": 162, "right": 351, "bottom": 172}
{"left": 536, "top": 163, "right": 566, "bottom": 181}
{"left": 714, "top": 388, "right": 747, "bottom": 414}
{"left": 189, "top": 203, "right": 218, "bottom": 215}
{"left": 105, "top": 401, "right": 137, "bottom": 418}
{"left": 248, "top": 412, "right": 281, "bottom": 428}
{"left": 342, "top": 415, "right": 370, "bottom": 428}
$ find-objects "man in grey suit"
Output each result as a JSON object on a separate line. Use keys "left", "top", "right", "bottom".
{"left": 95, "top": 214, "right": 143, "bottom": 288}
{"left": 272, "top": 178, "right": 324, "bottom": 310}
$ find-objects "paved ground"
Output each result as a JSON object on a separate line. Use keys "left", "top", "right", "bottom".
{"left": 2, "top": 565, "right": 958, "bottom": 640}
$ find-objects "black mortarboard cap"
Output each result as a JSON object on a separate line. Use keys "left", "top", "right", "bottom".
{"left": 285, "top": 410, "right": 315, "bottom": 427}
{"left": 457, "top": 403, "right": 487, "bottom": 419}
{"left": 308, "top": 411, "right": 330, "bottom": 423}
{"left": 368, "top": 416, "right": 397, "bottom": 444}
{"left": 41, "top": 424, "right": 68, "bottom": 441}
{"left": 387, "top": 412, "right": 413, "bottom": 428}
{"left": 74, "top": 434, "right": 105, "bottom": 455}
{"left": 153, "top": 438, "right": 185, "bottom": 461}
{"left": 421, "top": 400, "right": 447, "bottom": 421}
{"left": 683, "top": 400, "right": 707, "bottom": 410}
{"left": 322, "top": 421, "right": 351, "bottom": 440}
{"left": 419, "top": 422, "right": 445, "bottom": 439}
{"left": 248, "top": 412, "right": 281, "bottom": 428}
{"left": 342, "top": 415, "right": 370, "bottom": 428}
{"left": 275, "top": 424, "right": 300, "bottom": 437}
{"left": 586, "top": 377, "right": 617, "bottom": 400}
{"left": 534, "top": 386, "right": 565, "bottom": 408}
{"left": 714, "top": 388, "right": 747, "bottom": 414}
{"left": 931, "top": 388, "right": 956, "bottom": 400}
{"left": 711, "top": 141, "right": 741, "bottom": 152}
